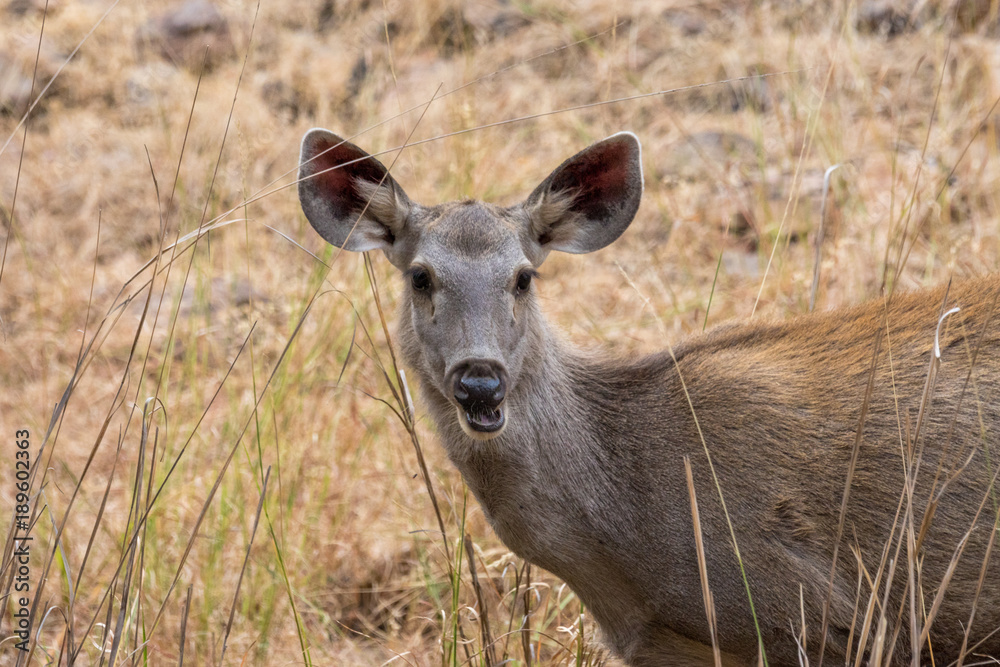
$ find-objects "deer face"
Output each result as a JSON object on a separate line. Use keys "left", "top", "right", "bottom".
{"left": 297, "top": 130, "right": 643, "bottom": 440}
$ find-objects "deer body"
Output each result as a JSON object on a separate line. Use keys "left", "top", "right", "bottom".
{"left": 298, "top": 129, "right": 1000, "bottom": 666}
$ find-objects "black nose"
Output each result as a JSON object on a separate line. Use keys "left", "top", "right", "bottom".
{"left": 452, "top": 361, "right": 506, "bottom": 410}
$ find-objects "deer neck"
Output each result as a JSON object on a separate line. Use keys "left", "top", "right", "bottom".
{"left": 411, "top": 319, "right": 685, "bottom": 567}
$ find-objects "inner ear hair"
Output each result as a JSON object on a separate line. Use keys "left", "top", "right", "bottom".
{"left": 529, "top": 187, "right": 581, "bottom": 246}
{"left": 355, "top": 178, "right": 410, "bottom": 233}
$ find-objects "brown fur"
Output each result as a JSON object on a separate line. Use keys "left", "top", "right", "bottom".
{"left": 299, "top": 129, "right": 1000, "bottom": 666}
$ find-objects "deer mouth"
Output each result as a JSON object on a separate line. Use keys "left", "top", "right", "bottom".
{"left": 464, "top": 404, "right": 505, "bottom": 434}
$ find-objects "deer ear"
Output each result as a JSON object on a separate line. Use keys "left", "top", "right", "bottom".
{"left": 298, "top": 129, "right": 412, "bottom": 253}
{"left": 521, "top": 132, "right": 642, "bottom": 259}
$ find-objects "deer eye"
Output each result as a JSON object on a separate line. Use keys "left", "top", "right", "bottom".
{"left": 410, "top": 268, "right": 431, "bottom": 292}
{"left": 515, "top": 271, "right": 533, "bottom": 294}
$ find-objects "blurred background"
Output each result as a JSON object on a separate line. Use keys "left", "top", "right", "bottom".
{"left": 2, "top": 0, "right": 1000, "bottom": 664}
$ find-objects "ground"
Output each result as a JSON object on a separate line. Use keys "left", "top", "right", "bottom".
{"left": 1, "top": 0, "right": 999, "bottom": 665}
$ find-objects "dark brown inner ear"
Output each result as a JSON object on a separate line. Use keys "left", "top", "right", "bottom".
{"left": 548, "top": 140, "right": 632, "bottom": 220}
{"left": 305, "top": 136, "right": 391, "bottom": 221}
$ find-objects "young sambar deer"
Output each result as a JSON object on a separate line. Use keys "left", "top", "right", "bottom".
{"left": 298, "top": 129, "right": 1000, "bottom": 666}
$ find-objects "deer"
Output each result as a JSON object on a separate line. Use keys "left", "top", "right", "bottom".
{"left": 297, "top": 128, "right": 1000, "bottom": 666}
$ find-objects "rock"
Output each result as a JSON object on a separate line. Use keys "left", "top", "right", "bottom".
{"left": 317, "top": 0, "right": 335, "bottom": 32}
{"left": 137, "top": 0, "right": 235, "bottom": 71}
{"left": 6, "top": 0, "right": 53, "bottom": 16}
{"left": 0, "top": 52, "right": 33, "bottom": 117}
{"left": 658, "top": 131, "right": 759, "bottom": 184}
{"left": 0, "top": 44, "right": 61, "bottom": 118}
{"left": 464, "top": 3, "right": 530, "bottom": 39}
{"left": 347, "top": 54, "right": 368, "bottom": 98}
{"left": 663, "top": 8, "right": 708, "bottom": 36}
{"left": 856, "top": 0, "right": 920, "bottom": 36}
{"left": 857, "top": 0, "right": 1000, "bottom": 35}
{"left": 722, "top": 248, "right": 761, "bottom": 278}
{"left": 664, "top": 64, "right": 774, "bottom": 114}
{"left": 120, "top": 62, "right": 184, "bottom": 122}
{"left": 952, "top": 0, "right": 999, "bottom": 32}
{"left": 260, "top": 77, "right": 316, "bottom": 123}
{"left": 729, "top": 64, "right": 772, "bottom": 113}
{"left": 176, "top": 277, "right": 262, "bottom": 319}
{"left": 124, "top": 62, "right": 180, "bottom": 107}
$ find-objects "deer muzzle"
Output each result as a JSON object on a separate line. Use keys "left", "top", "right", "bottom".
{"left": 450, "top": 360, "right": 508, "bottom": 434}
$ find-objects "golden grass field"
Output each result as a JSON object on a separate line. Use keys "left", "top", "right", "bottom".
{"left": 2, "top": 0, "right": 1000, "bottom": 664}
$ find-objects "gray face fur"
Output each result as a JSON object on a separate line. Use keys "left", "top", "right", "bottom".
{"left": 298, "top": 129, "right": 643, "bottom": 440}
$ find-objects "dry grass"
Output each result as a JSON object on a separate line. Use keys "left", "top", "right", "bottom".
{"left": 2, "top": 0, "right": 1000, "bottom": 665}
